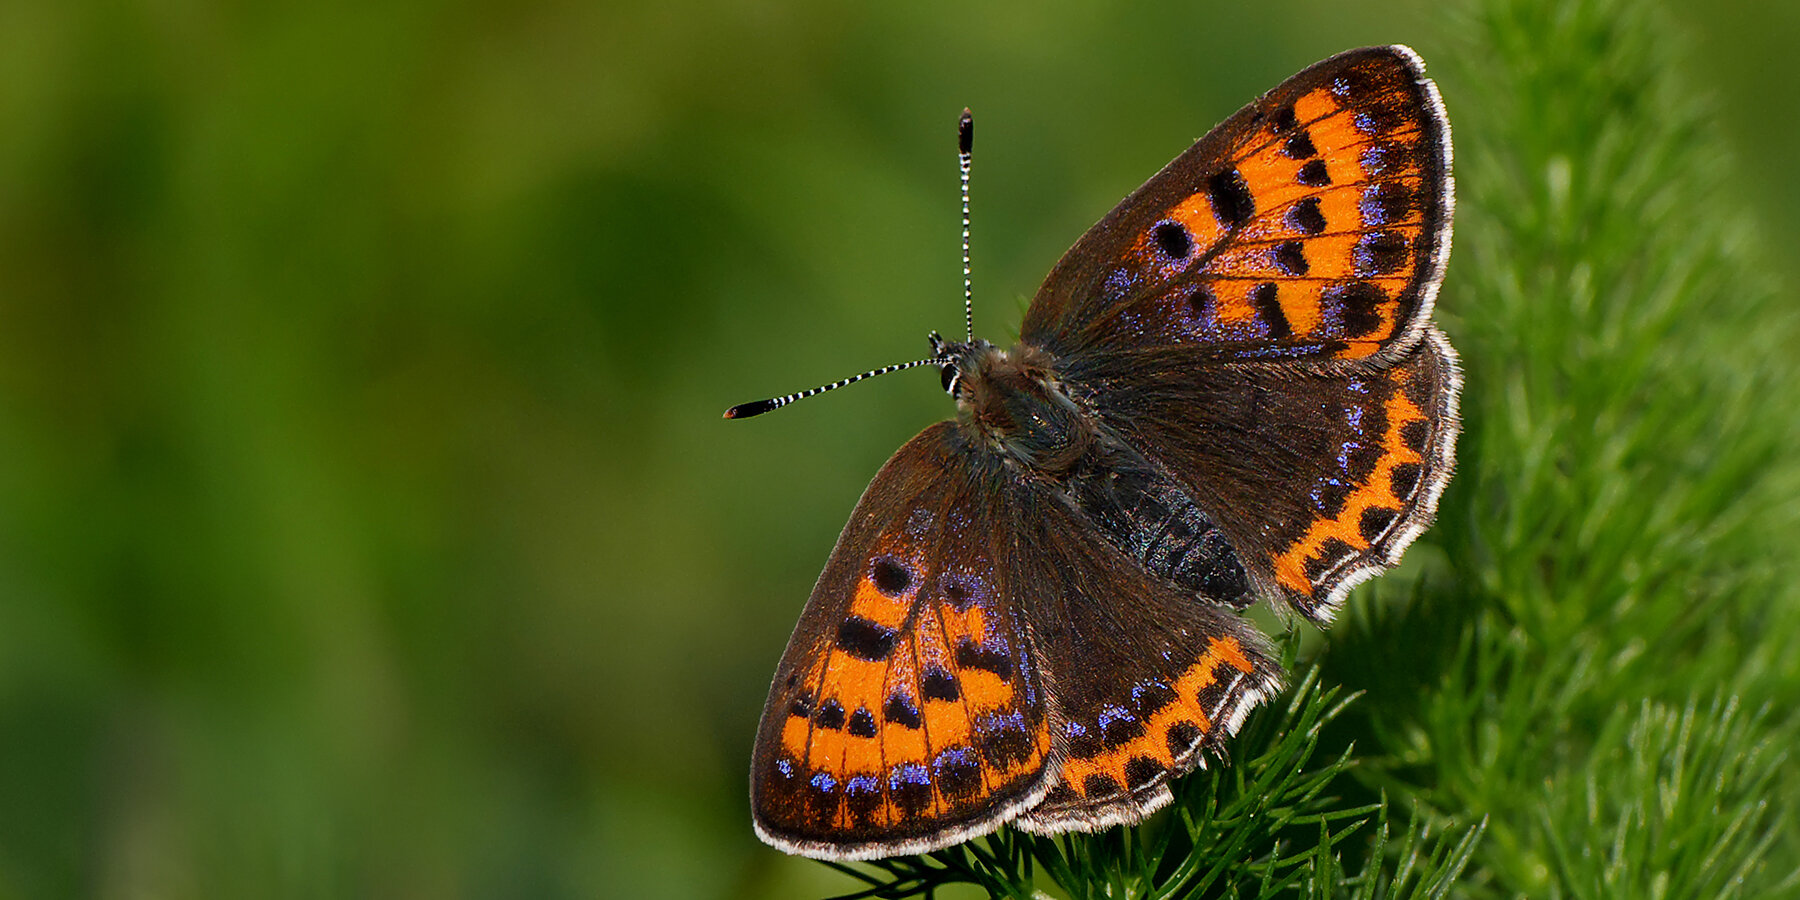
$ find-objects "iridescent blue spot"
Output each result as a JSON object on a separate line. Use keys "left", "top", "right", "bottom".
{"left": 776, "top": 758, "right": 795, "bottom": 778}
{"left": 1233, "top": 343, "right": 1322, "bottom": 360}
{"left": 1362, "top": 194, "right": 1394, "bottom": 226}
{"left": 1103, "top": 267, "right": 1138, "bottom": 301}
{"left": 1355, "top": 112, "right": 1378, "bottom": 133}
{"left": 933, "top": 746, "right": 984, "bottom": 798}
{"left": 1097, "top": 704, "right": 1134, "bottom": 731}
{"left": 1346, "top": 406, "right": 1364, "bottom": 432}
{"left": 810, "top": 771, "right": 838, "bottom": 793}
{"left": 1313, "top": 475, "right": 1353, "bottom": 516}
{"left": 1065, "top": 720, "right": 1089, "bottom": 739}
{"left": 979, "top": 710, "right": 1026, "bottom": 734}
{"left": 933, "top": 746, "right": 978, "bottom": 775}
{"left": 846, "top": 774, "right": 881, "bottom": 796}
{"left": 1338, "top": 441, "right": 1361, "bottom": 472}
{"left": 1347, "top": 379, "right": 1370, "bottom": 394}
{"left": 1312, "top": 477, "right": 1348, "bottom": 510}
{"left": 889, "top": 761, "right": 930, "bottom": 790}
{"left": 1362, "top": 144, "right": 1401, "bottom": 177}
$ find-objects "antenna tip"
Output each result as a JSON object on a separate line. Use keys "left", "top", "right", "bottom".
{"left": 723, "top": 399, "right": 778, "bottom": 420}
{"left": 958, "top": 110, "right": 974, "bottom": 154}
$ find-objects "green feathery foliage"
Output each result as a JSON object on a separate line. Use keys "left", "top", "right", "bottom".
{"left": 1328, "top": 0, "right": 1800, "bottom": 894}
{"left": 816, "top": 0, "right": 1799, "bottom": 894}
{"left": 819, "top": 657, "right": 1484, "bottom": 900}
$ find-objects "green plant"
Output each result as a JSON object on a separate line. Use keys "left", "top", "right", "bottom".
{"left": 808, "top": 0, "right": 1800, "bottom": 894}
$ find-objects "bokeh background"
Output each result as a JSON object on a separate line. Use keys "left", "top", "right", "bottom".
{"left": 1, "top": 1, "right": 1796, "bottom": 897}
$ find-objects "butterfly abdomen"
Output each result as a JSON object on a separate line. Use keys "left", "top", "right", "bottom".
{"left": 1062, "top": 456, "right": 1255, "bottom": 608}
{"left": 953, "top": 341, "right": 1257, "bottom": 608}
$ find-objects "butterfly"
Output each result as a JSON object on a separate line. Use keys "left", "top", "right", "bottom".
{"left": 734, "top": 45, "right": 1459, "bottom": 860}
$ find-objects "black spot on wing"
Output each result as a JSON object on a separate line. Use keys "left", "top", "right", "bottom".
{"left": 1402, "top": 418, "right": 1430, "bottom": 452}
{"left": 805, "top": 771, "right": 841, "bottom": 824}
{"left": 1130, "top": 680, "right": 1176, "bottom": 719}
{"left": 1360, "top": 142, "right": 1414, "bottom": 178}
{"left": 1067, "top": 725, "right": 1102, "bottom": 760}
{"left": 954, "top": 638, "right": 1013, "bottom": 681}
{"left": 1250, "top": 283, "right": 1291, "bottom": 340}
{"left": 1390, "top": 462, "right": 1422, "bottom": 499}
{"left": 1324, "top": 282, "right": 1386, "bottom": 337}
{"left": 1186, "top": 284, "right": 1217, "bottom": 319}
{"left": 1288, "top": 196, "right": 1326, "bottom": 234}
{"left": 1282, "top": 131, "right": 1317, "bottom": 159}
{"left": 836, "top": 616, "right": 898, "bottom": 661}
{"left": 1273, "top": 240, "right": 1308, "bottom": 276}
{"left": 848, "top": 706, "right": 878, "bottom": 738}
{"left": 1166, "top": 720, "right": 1203, "bottom": 757}
{"left": 1353, "top": 231, "right": 1410, "bottom": 276}
{"left": 934, "top": 747, "right": 984, "bottom": 801}
{"left": 788, "top": 692, "right": 812, "bottom": 719}
{"left": 883, "top": 693, "right": 922, "bottom": 729}
{"left": 871, "top": 558, "right": 912, "bottom": 596}
{"left": 1362, "top": 182, "right": 1417, "bottom": 226}
{"left": 922, "top": 666, "right": 961, "bottom": 702}
{"left": 1125, "top": 756, "right": 1164, "bottom": 790}
{"left": 977, "top": 717, "right": 1033, "bottom": 769}
{"left": 843, "top": 775, "right": 883, "bottom": 827}
{"left": 1153, "top": 220, "right": 1194, "bottom": 259}
{"left": 1207, "top": 168, "right": 1255, "bottom": 228}
{"left": 1082, "top": 773, "right": 1123, "bottom": 799}
{"left": 888, "top": 762, "right": 932, "bottom": 816}
{"left": 1304, "top": 538, "right": 1358, "bottom": 583}
{"left": 1358, "top": 506, "right": 1398, "bottom": 544}
{"left": 814, "top": 698, "right": 846, "bottom": 730}
{"left": 1101, "top": 711, "right": 1146, "bottom": 748}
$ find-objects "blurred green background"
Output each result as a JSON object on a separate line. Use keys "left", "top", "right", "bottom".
{"left": 1, "top": 1, "right": 1795, "bottom": 897}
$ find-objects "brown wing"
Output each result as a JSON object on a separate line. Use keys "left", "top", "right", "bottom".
{"left": 751, "top": 423, "right": 1056, "bottom": 860}
{"left": 1020, "top": 45, "right": 1452, "bottom": 368}
{"left": 750, "top": 422, "right": 1290, "bottom": 854}
{"left": 1002, "top": 483, "right": 1283, "bottom": 833}
{"left": 1064, "top": 328, "right": 1461, "bottom": 624}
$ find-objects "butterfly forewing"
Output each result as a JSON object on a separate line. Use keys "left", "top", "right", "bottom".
{"left": 751, "top": 424, "right": 1056, "bottom": 860}
{"left": 1022, "top": 45, "right": 1451, "bottom": 366}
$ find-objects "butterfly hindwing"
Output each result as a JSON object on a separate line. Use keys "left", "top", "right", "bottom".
{"left": 1067, "top": 327, "right": 1461, "bottom": 623}
{"left": 999, "top": 486, "right": 1282, "bottom": 832}
{"left": 1021, "top": 45, "right": 1452, "bottom": 366}
{"left": 751, "top": 423, "right": 1056, "bottom": 860}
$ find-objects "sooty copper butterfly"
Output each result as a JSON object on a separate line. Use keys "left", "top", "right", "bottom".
{"left": 728, "top": 45, "right": 1459, "bottom": 860}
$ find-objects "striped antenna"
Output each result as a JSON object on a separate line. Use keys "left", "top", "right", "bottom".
{"left": 723, "top": 355, "right": 941, "bottom": 420}
{"left": 725, "top": 111, "right": 978, "bottom": 422}
{"left": 958, "top": 109, "right": 975, "bottom": 342}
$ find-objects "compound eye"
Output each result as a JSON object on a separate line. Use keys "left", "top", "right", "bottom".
{"left": 940, "top": 365, "right": 959, "bottom": 396}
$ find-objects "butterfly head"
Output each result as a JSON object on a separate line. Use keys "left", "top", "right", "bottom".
{"left": 933, "top": 337, "right": 1094, "bottom": 473}
{"left": 929, "top": 330, "right": 998, "bottom": 402}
